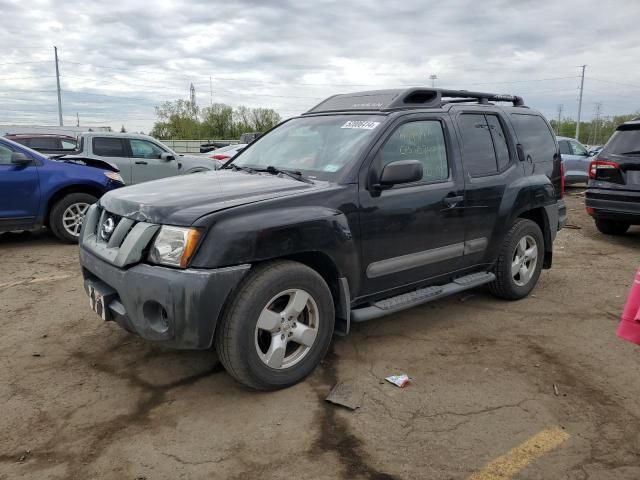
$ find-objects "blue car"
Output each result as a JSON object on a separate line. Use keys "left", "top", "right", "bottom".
{"left": 0, "top": 137, "right": 124, "bottom": 243}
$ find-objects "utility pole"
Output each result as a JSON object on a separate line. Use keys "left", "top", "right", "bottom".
{"left": 54, "top": 46, "right": 63, "bottom": 126}
{"left": 575, "top": 65, "right": 586, "bottom": 141}
{"left": 556, "top": 104, "right": 563, "bottom": 135}
{"left": 429, "top": 74, "right": 438, "bottom": 88}
{"left": 209, "top": 76, "right": 213, "bottom": 107}
{"left": 76, "top": 112, "right": 79, "bottom": 127}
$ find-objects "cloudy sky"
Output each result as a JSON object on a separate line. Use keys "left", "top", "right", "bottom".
{"left": 2, "top": 0, "right": 640, "bottom": 133}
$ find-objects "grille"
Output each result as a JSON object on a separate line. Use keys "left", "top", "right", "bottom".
{"left": 80, "top": 204, "right": 159, "bottom": 268}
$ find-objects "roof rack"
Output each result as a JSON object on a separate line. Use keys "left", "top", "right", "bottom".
{"left": 304, "top": 88, "right": 525, "bottom": 115}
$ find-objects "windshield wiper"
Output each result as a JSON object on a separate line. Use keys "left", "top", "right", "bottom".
{"left": 621, "top": 150, "right": 640, "bottom": 155}
{"left": 223, "top": 163, "right": 255, "bottom": 173}
{"left": 259, "top": 165, "right": 314, "bottom": 184}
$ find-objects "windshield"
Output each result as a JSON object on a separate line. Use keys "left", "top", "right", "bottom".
{"left": 602, "top": 127, "right": 640, "bottom": 155}
{"left": 230, "top": 115, "right": 384, "bottom": 180}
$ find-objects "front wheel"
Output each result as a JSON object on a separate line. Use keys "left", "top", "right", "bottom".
{"left": 215, "top": 261, "right": 335, "bottom": 390}
{"left": 49, "top": 193, "right": 98, "bottom": 243}
{"left": 489, "top": 218, "right": 544, "bottom": 300}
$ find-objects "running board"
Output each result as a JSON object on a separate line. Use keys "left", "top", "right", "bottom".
{"left": 350, "top": 272, "right": 495, "bottom": 323}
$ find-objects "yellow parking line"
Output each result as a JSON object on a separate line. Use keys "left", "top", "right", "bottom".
{"left": 467, "top": 427, "right": 569, "bottom": 480}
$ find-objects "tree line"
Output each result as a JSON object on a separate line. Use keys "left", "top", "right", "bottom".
{"left": 150, "top": 99, "right": 282, "bottom": 140}
{"left": 549, "top": 112, "right": 639, "bottom": 145}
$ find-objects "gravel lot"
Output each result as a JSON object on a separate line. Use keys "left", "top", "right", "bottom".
{"left": 1, "top": 188, "right": 639, "bottom": 480}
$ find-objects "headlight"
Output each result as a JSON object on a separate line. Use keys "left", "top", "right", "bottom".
{"left": 148, "top": 226, "right": 201, "bottom": 268}
{"left": 104, "top": 171, "right": 124, "bottom": 184}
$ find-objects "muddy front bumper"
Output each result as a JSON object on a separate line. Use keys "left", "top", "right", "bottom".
{"left": 80, "top": 248, "right": 250, "bottom": 349}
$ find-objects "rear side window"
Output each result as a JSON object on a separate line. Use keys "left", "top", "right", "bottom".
{"left": 9, "top": 137, "right": 29, "bottom": 147}
{"left": 602, "top": 126, "right": 640, "bottom": 155}
{"left": 458, "top": 114, "right": 498, "bottom": 176}
{"left": 380, "top": 120, "right": 449, "bottom": 183}
{"left": 93, "top": 137, "right": 125, "bottom": 157}
{"left": 510, "top": 114, "right": 556, "bottom": 163}
{"left": 29, "top": 137, "right": 61, "bottom": 149}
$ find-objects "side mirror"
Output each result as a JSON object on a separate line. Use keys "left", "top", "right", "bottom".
{"left": 379, "top": 160, "right": 423, "bottom": 186}
{"left": 11, "top": 152, "right": 32, "bottom": 166}
{"left": 160, "top": 152, "right": 175, "bottom": 161}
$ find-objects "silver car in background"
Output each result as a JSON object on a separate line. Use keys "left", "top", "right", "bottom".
{"left": 557, "top": 136, "right": 595, "bottom": 184}
{"left": 60, "top": 132, "right": 219, "bottom": 185}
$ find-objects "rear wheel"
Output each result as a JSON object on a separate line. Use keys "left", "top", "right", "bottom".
{"left": 215, "top": 260, "right": 335, "bottom": 390}
{"left": 49, "top": 193, "right": 97, "bottom": 243}
{"left": 489, "top": 218, "right": 544, "bottom": 300}
{"left": 595, "top": 219, "right": 630, "bottom": 236}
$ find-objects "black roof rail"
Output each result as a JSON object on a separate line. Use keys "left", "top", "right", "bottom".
{"left": 304, "top": 88, "right": 525, "bottom": 115}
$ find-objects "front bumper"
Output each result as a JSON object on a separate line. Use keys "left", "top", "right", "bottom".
{"left": 80, "top": 248, "right": 250, "bottom": 349}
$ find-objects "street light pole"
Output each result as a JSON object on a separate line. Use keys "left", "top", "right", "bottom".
{"left": 429, "top": 74, "right": 438, "bottom": 88}
{"left": 575, "top": 65, "right": 586, "bottom": 141}
{"left": 54, "top": 46, "right": 63, "bottom": 126}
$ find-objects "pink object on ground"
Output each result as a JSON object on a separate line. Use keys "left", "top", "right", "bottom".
{"left": 617, "top": 267, "right": 640, "bottom": 345}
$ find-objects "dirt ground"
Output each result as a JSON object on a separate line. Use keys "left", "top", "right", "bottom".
{"left": 1, "top": 188, "right": 639, "bottom": 480}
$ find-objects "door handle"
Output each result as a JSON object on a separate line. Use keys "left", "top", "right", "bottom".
{"left": 135, "top": 161, "right": 148, "bottom": 165}
{"left": 443, "top": 194, "right": 464, "bottom": 208}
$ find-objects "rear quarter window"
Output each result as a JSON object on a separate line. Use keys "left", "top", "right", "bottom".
{"left": 510, "top": 114, "right": 557, "bottom": 163}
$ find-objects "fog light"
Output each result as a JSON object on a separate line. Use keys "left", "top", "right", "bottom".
{"left": 143, "top": 301, "right": 170, "bottom": 334}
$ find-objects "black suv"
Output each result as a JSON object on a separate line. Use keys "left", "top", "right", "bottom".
{"left": 586, "top": 118, "right": 640, "bottom": 235}
{"left": 79, "top": 88, "right": 566, "bottom": 390}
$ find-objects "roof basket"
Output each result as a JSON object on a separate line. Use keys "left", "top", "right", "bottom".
{"left": 305, "top": 88, "right": 525, "bottom": 114}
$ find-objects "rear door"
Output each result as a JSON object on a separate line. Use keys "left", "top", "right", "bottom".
{"left": 452, "top": 110, "right": 517, "bottom": 268}
{"left": 129, "top": 138, "right": 178, "bottom": 183}
{"left": 0, "top": 142, "right": 40, "bottom": 230}
{"left": 90, "top": 137, "right": 132, "bottom": 184}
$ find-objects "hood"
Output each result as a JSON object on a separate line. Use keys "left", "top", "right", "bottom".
{"left": 99, "top": 170, "right": 324, "bottom": 225}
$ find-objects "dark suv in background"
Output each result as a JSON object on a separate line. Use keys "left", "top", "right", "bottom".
{"left": 79, "top": 88, "right": 565, "bottom": 390}
{"left": 586, "top": 118, "right": 640, "bottom": 235}
{"left": 5, "top": 133, "right": 77, "bottom": 153}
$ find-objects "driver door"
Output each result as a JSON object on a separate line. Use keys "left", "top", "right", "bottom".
{"left": 0, "top": 142, "right": 40, "bottom": 230}
{"left": 357, "top": 116, "right": 466, "bottom": 298}
{"left": 129, "top": 138, "right": 179, "bottom": 183}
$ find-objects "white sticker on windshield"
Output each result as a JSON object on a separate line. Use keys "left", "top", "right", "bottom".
{"left": 323, "top": 164, "right": 341, "bottom": 172}
{"left": 341, "top": 120, "right": 380, "bottom": 130}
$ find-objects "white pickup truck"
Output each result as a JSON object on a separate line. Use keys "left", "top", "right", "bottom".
{"left": 49, "top": 132, "right": 219, "bottom": 184}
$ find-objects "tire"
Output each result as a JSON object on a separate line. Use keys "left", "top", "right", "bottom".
{"left": 595, "top": 219, "right": 630, "bottom": 236}
{"left": 489, "top": 218, "right": 544, "bottom": 300}
{"left": 215, "top": 260, "right": 335, "bottom": 390}
{"left": 49, "top": 192, "right": 97, "bottom": 243}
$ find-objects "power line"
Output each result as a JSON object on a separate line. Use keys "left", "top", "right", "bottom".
{"left": 587, "top": 77, "right": 640, "bottom": 90}
{"left": 0, "top": 61, "right": 51, "bottom": 67}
